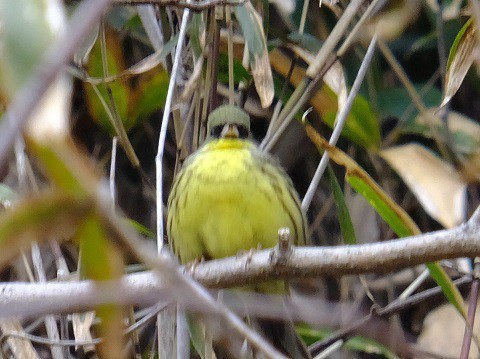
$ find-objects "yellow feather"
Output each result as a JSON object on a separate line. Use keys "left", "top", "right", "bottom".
{"left": 166, "top": 105, "right": 311, "bottom": 358}
{"left": 167, "top": 138, "right": 305, "bottom": 266}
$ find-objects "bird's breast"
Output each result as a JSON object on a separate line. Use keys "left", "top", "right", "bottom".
{"left": 168, "top": 141, "right": 301, "bottom": 264}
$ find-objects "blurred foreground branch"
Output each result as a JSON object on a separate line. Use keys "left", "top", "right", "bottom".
{"left": 112, "top": 0, "right": 245, "bottom": 10}
{"left": 0, "top": 206, "right": 479, "bottom": 319}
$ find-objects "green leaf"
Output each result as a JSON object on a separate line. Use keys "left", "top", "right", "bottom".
{"left": 298, "top": 326, "right": 399, "bottom": 359}
{"left": 131, "top": 70, "right": 169, "bottom": 123}
{"left": 324, "top": 94, "right": 381, "bottom": 149}
{"left": 0, "top": 192, "right": 90, "bottom": 271}
{"left": 377, "top": 85, "right": 442, "bottom": 122}
{"left": 287, "top": 32, "right": 323, "bottom": 54}
{"left": 218, "top": 53, "right": 252, "bottom": 85}
{"left": 447, "top": 18, "right": 473, "bottom": 69}
{"left": 327, "top": 165, "right": 356, "bottom": 244}
{"left": 124, "top": 218, "right": 154, "bottom": 238}
{"left": 27, "top": 140, "right": 94, "bottom": 196}
{"left": 78, "top": 214, "right": 123, "bottom": 281}
{"left": 84, "top": 32, "right": 131, "bottom": 133}
{"left": 0, "top": 0, "right": 57, "bottom": 99}
{"left": 187, "top": 316, "right": 210, "bottom": 359}
{"left": 77, "top": 214, "right": 125, "bottom": 359}
{"left": 190, "top": 13, "right": 205, "bottom": 58}
{"left": 426, "top": 262, "right": 466, "bottom": 317}
{"left": 346, "top": 175, "right": 414, "bottom": 238}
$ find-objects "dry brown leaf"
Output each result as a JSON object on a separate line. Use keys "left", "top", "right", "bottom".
{"left": 251, "top": 50, "right": 274, "bottom": 108}
{"left": 235, "top": 2, "right": 274, "bottom": 108}
{"left": 380, "top": 143, "right": 467, "bottom": 228}
{"left": 417, "top": 304, "right": 480, "bottom": 358}
{"left": 442, "top": 20, "right": 478, "bottom": 107}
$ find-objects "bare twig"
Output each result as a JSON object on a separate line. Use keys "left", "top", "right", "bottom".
{"left": 310, "top": 276, "right": 473, "bottom": 356}
{"left": 301, "top": 33, "right": 378, "bottom": 211}
{"left": 0, "top": 207, "right": 479, "bottom": 318}
{"left": 460, "top": 259, "right": 480, "bottom": 359}
{"left": 155, "top": 7, "right": 191, "bottom": 252}
{"left": 112, "top": 0, "right": 245, "bottom": 10}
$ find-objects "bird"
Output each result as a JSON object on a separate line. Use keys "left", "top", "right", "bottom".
{"left": 167, "top": 105, "right": 311, "bottom": 358}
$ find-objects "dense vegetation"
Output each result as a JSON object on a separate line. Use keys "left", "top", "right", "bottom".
{"left": 0, "top": 0, "right": 479, "bottom": 358}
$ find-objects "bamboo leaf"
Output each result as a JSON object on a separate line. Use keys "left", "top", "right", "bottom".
{"left": 381, "top": 144, "right": 467, "bottom": 229}
{"left": 327, "top": 165, "right": 356, "bottom": 244}
{"left": 305, "top": 123, "right": 467, "bottom": 318}
{"left": 270, "top": 49, "right": 380, "bottom": 149}
{"left": 77, "top": 214, "right": 125, "bottom": 359}
{"left": 0, "top": 192, "right": 91, "bottom": 271}
{"left": 235, "top": 2, "right": 274, "bottom": 108}
{"left": 442, "top": 19, "right": 477, "bottom": 107}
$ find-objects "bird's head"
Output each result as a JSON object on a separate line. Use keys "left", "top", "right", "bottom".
{"left": 206, "top": 105, "right": 251, "bottom": 141}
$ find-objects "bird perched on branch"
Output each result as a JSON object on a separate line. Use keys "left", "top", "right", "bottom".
{"left": 167, "top": 105, "right": 310, "bottom": 358}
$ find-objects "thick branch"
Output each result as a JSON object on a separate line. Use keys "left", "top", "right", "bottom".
{"left": 0, "top": 213, "right": 478, "bottom": 318}
{"left": 195, "top": 219, "right": 479, "bottom": 287}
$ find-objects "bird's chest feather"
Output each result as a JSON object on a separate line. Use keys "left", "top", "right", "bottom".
{"left": 185, "top": 147, "right": 264, "bottom": 223}
{"left": 171, "top": 143, "right": 290, "bottom": 262}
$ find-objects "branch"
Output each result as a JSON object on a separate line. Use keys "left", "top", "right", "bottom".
{"left": 0, "top": 208, "right": 478, "bottom": 319}
{"left": 195, "top": 214, "right": 480, "bottom": 287}
{"left": 111, "top": 0, "right": 245, "bottom": 10}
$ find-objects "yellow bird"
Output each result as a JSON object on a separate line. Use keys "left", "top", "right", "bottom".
{"left": 167, "top": 105, "right": 310, "bottom": 358}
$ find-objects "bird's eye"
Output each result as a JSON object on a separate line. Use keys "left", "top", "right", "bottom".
{"left": 210, "top": 125, "right": 224, "bottom": 138}
{"left": 237, "top": 125, "right": 249, "bottom": 139}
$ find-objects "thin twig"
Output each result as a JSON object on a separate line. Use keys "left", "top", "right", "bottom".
{"left": 155, "top": 7, "right": 191, "bottom": 252}
{"left": 460, "top": 259, "right": 480, "bottom": 359}
{"left": 112, "top": 0, "right": 245, "bottom": 10}
{"left": 1, "top": 208, "right": 480, "bottom": 317}
{"left": 109, "top": 137, "right": 118, "bottom": 207}
{"left": 30, "top": 245, "right": 64, "bottom": 359}
{"left": 302, "top": 33, "right": 378, "bottom": 211}
{"left": 154, "top": 7, "right": 191, "bottom": 359}
{"left": 310, "top": 276, "right": 472, "bottom": 356}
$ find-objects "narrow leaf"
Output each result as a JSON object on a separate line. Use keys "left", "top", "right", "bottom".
{"left": 78, "top": 214, "right": 125, "bottom": 359}
{"left": 235, "top": 2, "right": 274, "bottom": 108}
{"left": 327, "top": 165, "right": 356, "bottom": 244}
{"left": 270, "top": 49, "right": 380, "bottom": 149}
{"left": 442, "top": 19, "right": 477, "bottom": 107}
{"left": 298, "top": 326, "right": 400, "bottom": 359}
{"left": 305, "top": 123, "right": 467, "bottom": 318}
{"left": 0, "top": 192, "right": 90, "bottom": 271}
{"left": 426, "top": 262, "right": 466, "bottom": 317}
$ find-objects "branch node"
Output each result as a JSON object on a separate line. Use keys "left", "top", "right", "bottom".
{"left": 270, "top": 227, "right": 293, "bottom": 265}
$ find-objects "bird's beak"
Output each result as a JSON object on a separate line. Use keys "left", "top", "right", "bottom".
{"left": 220, "top": 123, "right": 240, "bottom": 139}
